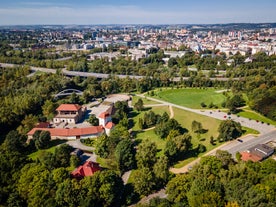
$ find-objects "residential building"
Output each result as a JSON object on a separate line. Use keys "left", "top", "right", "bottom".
{"left": 71, "top": 161, "right": 101, "bottom": 179}
{"left": 53, "top": 104, "right": 86, "bottom": 124}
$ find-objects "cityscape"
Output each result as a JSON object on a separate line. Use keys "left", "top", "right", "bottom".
{"left": 0, "top": 1, "right": 276, "bottom": 207}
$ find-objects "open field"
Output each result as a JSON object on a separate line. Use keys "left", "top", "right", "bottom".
{"left": 131, "top": 95, "right": 160, "bottom": 105}
{"left": 152, "top": 88, "right": 226, "bottom": 109}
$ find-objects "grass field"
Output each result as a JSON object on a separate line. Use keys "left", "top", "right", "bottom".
{"left": 28, "top": 145, "right": 57, "bottom": 160}
{"left": 152, "top": 88, "right": 227, "bottom": 109}
{"left": 131, "top": 95, "right": 159, "bottom": 105}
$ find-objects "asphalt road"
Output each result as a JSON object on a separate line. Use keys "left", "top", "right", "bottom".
{"left": 138, "top": 94, "right": 275, "bottom": 134}
{"left": 218, "top": 130, "right": 276, "bottom": 157}
{"left": 1, "top": 62, "right": 241, "bottom": 81}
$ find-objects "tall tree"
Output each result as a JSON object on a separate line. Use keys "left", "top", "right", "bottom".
{"left": 115, "top": 138, "right": 136, "bottom": 173}
{"left": 136, "top": 139, "right": 157, "bottom": 169}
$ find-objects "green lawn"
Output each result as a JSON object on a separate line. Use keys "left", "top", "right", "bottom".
{"left": 172, "top": 107, "right": 223, "bottom": 167}
{"left": 135, "top": 129, "right": 166, "bottom": 156}
{"left": 151, "top": 88, "right": 226, "bottom": 109}
{"left": 28, "top": 145, "right": 57, "bottom": 160}
{"left": 238, "top": 109, "right": 276, "bottom": 126}
{"left": 131, "top": 95, "right": 160, "bottom": 106}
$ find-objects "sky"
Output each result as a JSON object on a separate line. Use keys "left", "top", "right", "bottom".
{"left": 0, "top": 0, "right": 276, "bottom": 25}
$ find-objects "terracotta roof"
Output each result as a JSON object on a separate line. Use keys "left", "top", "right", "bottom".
{"left": 241, "top": 151, "right": 262, "bottom": 162}
{"left": 98, "top": 112, "right": 110, "bottom": 119}
{"left": 105, "top": 122, "right": 115, "bottom": 129}
{"left": 35, "top": 122, "right": 50, "bottom": 128}
{"left": 56, "top": 104, "right": 82, "bottom": 111}
{"left": 71, "top": 161, "right": 101, "bottom": 179}
{"left": 27, "top": 126, "right": 104, "bottom": 137}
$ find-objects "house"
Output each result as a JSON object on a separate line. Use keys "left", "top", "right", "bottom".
{"left": 97, "top": 111, "right": 115, "bottom": 136}
{"left": 27, "top": 126, "right": 104, "bottom": 140}
{"left": 71, "top": 161, "right": 101, "bottom": 179}
{"left": 53, "top": 104, "right": 86, "bottom": 124}
{"left": 241, "top": 143, "right": 274, "bottom": 162}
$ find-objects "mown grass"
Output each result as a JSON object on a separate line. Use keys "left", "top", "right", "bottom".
{"left": 28, "top": 145, "right": 57, "bottom": 160}
{"left": 151, "top": 88, "right": 226, "bottom": 109}
{"left": 131, "top": 95, "right": 160, "bottom": 105}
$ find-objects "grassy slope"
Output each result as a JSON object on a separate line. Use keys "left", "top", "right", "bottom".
{"left": 238, "top": 108, "right": 276, "bottom": 126}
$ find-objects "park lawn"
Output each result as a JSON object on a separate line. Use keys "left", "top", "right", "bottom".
{"left": 238, "top": 109, "right": 276, "bottom": 126}
{"left": 131, "top": 105, "right": 170, "bottom": 131}
{"left": 152, "top": 88, "right": 226, "bottom": 109}
{"left": 131, "top": 95, "right": 160, "bottom": 105}
{"left": 135, "top": 129, "right": 166, "bottom": 156}
{"left": 28, "top": 145, "right": 57, "bottom": 160}
{"left": 242, "top": 126, "right": 260, "bottom": 135}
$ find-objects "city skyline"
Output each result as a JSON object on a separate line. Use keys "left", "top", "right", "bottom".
{"left": 1, "top": 0, "right": 276, "bottom": 25}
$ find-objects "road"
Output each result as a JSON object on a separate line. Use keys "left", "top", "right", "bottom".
{"left": 136, "top": 94, "right": 276, "bottom": 174}
{"left": 218, "top": 130, "right": 276, "bottom": 157}
{"left": 1, "top": 62, "right": 241, "bottom": 81}
{"left": 137, "top": 94, "right": 275, "bottom": 134}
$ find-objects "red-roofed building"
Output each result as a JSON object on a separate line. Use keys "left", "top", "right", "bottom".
{"left": 105, "top": 122, "right": 115, "bottom": 136}
{"left": 27, "top": 126, "right": 104, "bottom": 140}
{"left": 54, "top": 104, "right": 86, "bottom": 124}
{"left": 71, "top": 161, "right": 101, "bottom": 179}
{"left": 98, "top": 112, "right": 112, "bottom": 126}
{"left": 241, "top": 151, "right": 262, "bottom": 162}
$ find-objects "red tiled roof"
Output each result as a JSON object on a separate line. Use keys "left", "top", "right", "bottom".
{"left": 27, "top": 126, "right": 104, "bottom": 137}
{"left": 35, "top": 122, "right": 50, "bottom": 128}
{"left": 105, "top": 122, "right": 115, "bottom": 129}
{"left": 98, "top": 112, "right": 110, "bottom": 119}
{"left": 71, "top": 161, "right": 101, "bottom": 178}
{"left": 56, "top": 104, "right": 82, "bottom": 111}
{"left": 241, "top": 151, "right": 262, "bottom": 162}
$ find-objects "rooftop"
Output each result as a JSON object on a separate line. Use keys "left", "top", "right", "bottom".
{"left": 27, "top": 126, "right": 104, "bottom": 137}
{"left": 56, "top": 104, "right": 82, "bottom": 111}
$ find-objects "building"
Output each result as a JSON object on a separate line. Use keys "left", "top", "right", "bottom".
{"left": 53, "top": 104, "right": 86, "bottom": 124}
{"left": 98, "top": 111, "right": 114, "bottom": 136}
{"left": 71, "top": 161, "right": 101, "bottom": 179}
{"left": 241, "top": 143, "right": 274, "bottom": 162}
{"left": 27, "top": 126, "right": 104, "bottom": 140}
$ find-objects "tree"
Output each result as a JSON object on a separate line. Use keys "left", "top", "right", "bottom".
{"left": 136, "top": 139, "right": 157, "bottom": 169}
{"left": 2, "top": 130, "right": 26, "bottom": 153}
{"left": 42, "top": 100, "right": 57, "bottom": 120}
{"left": 217, "top": 120, "right": 242, "bottom": 142}
{"left": 80, "top": 170, "right": 124, "bottom": 207}
{"left": 153, "top": 156, "right": 170, "bottom": 186}
{"left": 87, "top": 114, "right": 99, "bottom": 126}
{"left": 166, "top": 174, "right": 191, "bottom": 204}
{"left": 134, "top": 98, "right": 144, "bottom": 111}
{"left": 133, "top": 168, "right": 155, "bottom": 197}
{"left": 164, "top": 133, "right": 192, "bottom": 163}
{"left": 215, "top": 150, "right": 234, "bottom": 168}
{"left": 115, "top": 138, "right": 136, "bottom": 173}
{"left": 33, "top": 130, "right": 51, "bottom": 149}
{"left": 191, "top": 120, "right": 203, "bottom": 140}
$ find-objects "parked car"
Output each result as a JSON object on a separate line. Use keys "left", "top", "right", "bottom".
{"left": 237, "top": 139, "right": 243, "bottom": 143}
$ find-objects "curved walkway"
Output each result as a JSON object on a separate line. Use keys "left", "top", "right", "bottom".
{"left": 137, "top": 94, "right": 275, "bottom": 134}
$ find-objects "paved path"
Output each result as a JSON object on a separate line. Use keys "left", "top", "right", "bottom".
{"left": 67, "top": 139, "right": 95, "bottom": 151}
{"left": 137, "top": 94, "right": 275, "bottom": 134}
{"left": 136, "top": 94, "right": 276, "bottom": 174}
{"left": 122, "top": 170, "right": 131, "bottom": 185}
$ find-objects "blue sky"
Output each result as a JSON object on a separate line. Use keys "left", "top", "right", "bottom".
{"left": 0, "top": 0, "right": 276, "bottom": 25}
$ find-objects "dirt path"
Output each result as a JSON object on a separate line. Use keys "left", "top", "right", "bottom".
{"left": 170, "top": 140, "right": 232, "bottom": 173}
{"left": 169, "top": 105, "right": 174, "bottom": 118}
